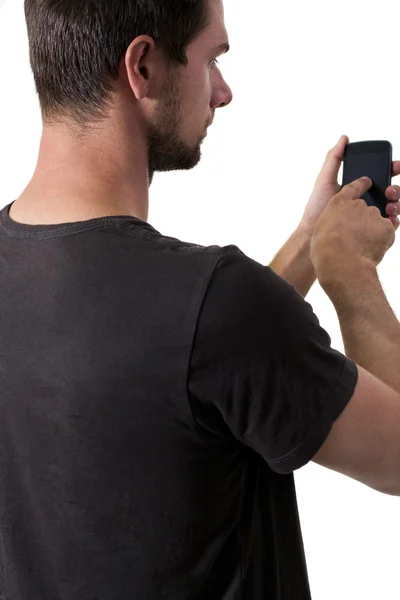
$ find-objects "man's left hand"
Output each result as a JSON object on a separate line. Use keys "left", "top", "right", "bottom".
{"left": 300, "top": 136, "right": 400, "bottom": 233}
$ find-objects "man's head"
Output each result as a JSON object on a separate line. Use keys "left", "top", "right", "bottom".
{"left": 24, "top": 0, "right": 233, "bottom": 181}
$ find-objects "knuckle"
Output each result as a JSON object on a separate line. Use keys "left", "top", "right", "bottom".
{"left": 330, "top": 193, "right": 342, "bottom": 207}
{"left": 385, "top": 219, "right": 395, "bottom": 235}
{"left": 369, "top": 205, "right": 381, "bottom": 218}
{"left": 383, "top": 223, "right": 395, "bottom": 244}
{"left": 354, "top": 198, "right": 366, "bottom": 210}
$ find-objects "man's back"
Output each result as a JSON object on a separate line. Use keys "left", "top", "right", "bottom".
{"left": 0, "top": 201, "right": 358, "bottom": 599}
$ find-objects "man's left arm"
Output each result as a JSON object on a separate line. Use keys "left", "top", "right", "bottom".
{"left": 268, "top": 226, "right": 315, "bottom": 298}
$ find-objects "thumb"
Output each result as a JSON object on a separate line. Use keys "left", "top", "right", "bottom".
{"left": 316, "top": 135, "right": 349, "bottom": 185}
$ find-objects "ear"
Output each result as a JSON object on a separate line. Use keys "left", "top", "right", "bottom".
{"left": 124, "top": 35, "right": 157, "bottom": 101}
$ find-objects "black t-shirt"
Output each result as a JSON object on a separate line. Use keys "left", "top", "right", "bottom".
{"left": 0, "top": 201, "right": 358, "bottom": 600}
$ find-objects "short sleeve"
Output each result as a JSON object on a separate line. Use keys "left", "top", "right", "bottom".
{"left": 187, "top": 246, "right": 359, "bottom": 475}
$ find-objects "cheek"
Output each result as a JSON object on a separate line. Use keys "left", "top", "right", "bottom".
{"left": 181, "top": 69, "right": 212, "bottom": 124}
{"left": 191, "top": 72, "right": 211, "bottom": 114}
{"left": 190, "top": 66, "right": 211, "bottom": 96}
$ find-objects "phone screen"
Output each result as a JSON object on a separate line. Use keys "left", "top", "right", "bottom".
{"left": 342, "top": 142, "right": 392, "bottom": 218}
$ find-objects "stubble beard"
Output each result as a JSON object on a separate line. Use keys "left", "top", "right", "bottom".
{"left": 147, "top": 69, "right": 204, "bottom": 186}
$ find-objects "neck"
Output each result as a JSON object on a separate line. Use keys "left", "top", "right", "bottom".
{"left": 15, "top": 115, "right": 150, "bottom": 223}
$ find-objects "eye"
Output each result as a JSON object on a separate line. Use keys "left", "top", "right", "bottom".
{"left": 209, "top": 58, "right": 220, "bottom": 68}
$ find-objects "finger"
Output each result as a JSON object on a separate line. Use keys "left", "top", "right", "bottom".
{"left": 385, "top": 185, "right": 400, "bottom": 202}
{"left": 317, "top": 135, "right": 349, "bottom": 185}
{"left": 386, "top": 201, "right": 399, "bottom": 216}
{"left": 340, "top": 177, "right": 373, "bottom": 201}
{"left": 388, "top": 215, "right": 400, "bottom": 230}
{"left": 392, "top": 161, "right": 400, "bottom": 178}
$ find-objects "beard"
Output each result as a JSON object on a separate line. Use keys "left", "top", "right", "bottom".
{"left": 147, "top": 69, "right": 206, "bottom": 186}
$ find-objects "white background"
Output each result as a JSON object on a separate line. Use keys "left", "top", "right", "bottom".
{"left": 0, "top": 1, "right": 399, "bottom": 598}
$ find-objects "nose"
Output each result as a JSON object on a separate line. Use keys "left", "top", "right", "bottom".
{"left": 211, "top": 77, "right": 233, "bottom": 110}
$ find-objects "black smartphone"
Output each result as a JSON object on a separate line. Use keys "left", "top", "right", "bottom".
{"left": 341, "top": 141, "right": 392, "bottom": 218}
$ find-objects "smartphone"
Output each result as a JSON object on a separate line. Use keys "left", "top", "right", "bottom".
{"left": 341, "top": 141, "right": 392, "bottom": 218}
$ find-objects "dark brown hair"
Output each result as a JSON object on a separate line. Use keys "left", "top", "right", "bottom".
{"left": 24, "top": 0, "right": 210, "bottom": 128}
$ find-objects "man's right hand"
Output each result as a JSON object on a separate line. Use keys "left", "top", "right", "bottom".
{"left": 310, "top": 177, "right": 396, "bottom": 285}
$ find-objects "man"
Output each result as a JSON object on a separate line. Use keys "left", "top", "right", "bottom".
{"left": 0, "top": 0, "right": 399, "bottom": 598}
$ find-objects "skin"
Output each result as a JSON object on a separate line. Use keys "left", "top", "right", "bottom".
{"left": 300, "top": 135, "right": 400, "bottom": 233}
{"left": 9, "top": 0, "right": 400, "bottom": 229}
{"left": 10, "top": 0, "right": 232, "bottom": 225}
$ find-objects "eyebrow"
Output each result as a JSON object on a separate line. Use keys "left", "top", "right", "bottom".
{"left": 216, "top": 43, "right": 230, "bottom": 55}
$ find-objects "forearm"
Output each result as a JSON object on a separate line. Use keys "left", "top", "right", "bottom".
{"left": 268, "top": 227, "right": 316, "bottom": 298}
{"left": 321, "top": 260, "right": 400, "bottom": 393}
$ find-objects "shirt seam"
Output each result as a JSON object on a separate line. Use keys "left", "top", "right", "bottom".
{"left": 184, "top": 253, "right": 227, "bottom": 443}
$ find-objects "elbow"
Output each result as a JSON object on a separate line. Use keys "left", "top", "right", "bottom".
{"left": 378, "top": 487, "right": 400, "bottom": 497}
{"left": 376, "top": 478, "right": 400, "bottom": 497}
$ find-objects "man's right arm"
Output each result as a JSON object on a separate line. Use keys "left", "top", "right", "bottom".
{"left": 320, "top": 259, "right": 400, "bottom": 392}
{"left": 312, "top": 259, "right": 400, "bottom": 496}
{"left": 313, "top": 363, "right": 400, "bottom": 496}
